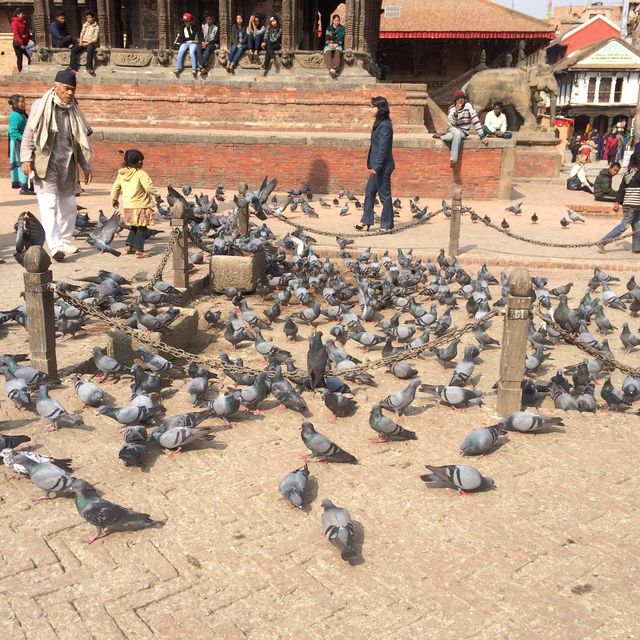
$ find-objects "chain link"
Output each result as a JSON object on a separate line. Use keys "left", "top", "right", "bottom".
{"left": 476, "top": 215, "right": 636, "bottom": 249}
{"left": 273, "top": 208, "right": 444, "bottom": 238}
{"left": 533, "top": 307, "right": 638, "bottom": 376}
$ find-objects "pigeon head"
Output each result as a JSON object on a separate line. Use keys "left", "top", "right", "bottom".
{"left": 288, "top": 491, "right": 304, "bottom": 509}
{"left": 321, "top": 499, "right": 335, "bottom": 510}
{"left": 300, "top": 422, "right": 314, "bottom": 433}
{"left": 96, "top": 405, "right": 111, "bottom": 416}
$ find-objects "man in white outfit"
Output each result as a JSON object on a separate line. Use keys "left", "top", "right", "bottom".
{"left": 20, "top": 69, "right": 93, "bottom": 261}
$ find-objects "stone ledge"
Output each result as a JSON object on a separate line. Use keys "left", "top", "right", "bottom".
{"left": 568, "top": 203, "right": 619, "bottom": 217}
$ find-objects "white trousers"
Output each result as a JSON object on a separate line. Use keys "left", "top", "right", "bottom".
{"left": 36, "top": 192, "right": 77, "bottom": 249}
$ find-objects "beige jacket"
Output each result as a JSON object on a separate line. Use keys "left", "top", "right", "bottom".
{"left": 111, "top": 167, "right": 160, "bottom": 209}
{"left": 79, "top": 21, "right": 99, "bottom": 44}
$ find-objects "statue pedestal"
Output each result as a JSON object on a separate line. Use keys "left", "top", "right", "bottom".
{"left": 210, "top": 251, "right": 267, "bottom": 294}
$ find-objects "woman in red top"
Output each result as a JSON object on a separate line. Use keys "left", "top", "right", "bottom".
{"left": 604, "top": 133, "right": 619, "bottom": 164}
{"left": 10, "top": 8, "right": 31, "bottom": 72}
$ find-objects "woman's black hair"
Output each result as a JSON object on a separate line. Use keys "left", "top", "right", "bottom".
{"left": 371, "top": 96, "right": 390, "bottom": 127}
{"left": 7, "top": 94, "right": 25, "bottom": 111}
{"left": 628, "top": 152, "right": 640, "bottom": 171}
{"left": 332, "top": 14, "right": 341, "bottom": 20}
{"left": 123, "top": 149, "right": 144, "bottom": 168}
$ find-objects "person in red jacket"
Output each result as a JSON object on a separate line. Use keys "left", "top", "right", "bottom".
{"left": 10, "top": 8, "right": 32, "bottom": 72}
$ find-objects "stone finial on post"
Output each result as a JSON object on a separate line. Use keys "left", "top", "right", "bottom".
{"left": 237, "top": 181, "right": 249, "bottom": 236}
{"left": 171, "top": 200, "right": 189, "bottom": 289}
{"left": 496, "top": 267, "right": 532, "bottom": 416}
{"left": 448, "top": 188, "right": 462, "bottom": 257}
{"left": 22, "top": 246, "right": 58, "bottom": 377}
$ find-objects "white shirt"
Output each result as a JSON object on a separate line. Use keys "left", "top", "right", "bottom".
{"left": 484, "top": 111, "right": 507, "bottom": 133}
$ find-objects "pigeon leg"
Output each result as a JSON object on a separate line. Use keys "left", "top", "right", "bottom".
{"left": 85, "top": 527, "right": 108, "bottom": 544}
{"left": 167, "top": 447, "right": 183, "bottom": 455}
{"left": 31, "top": 493, "right": 50, "bottom": 504}
{"left": 457, "top": 490, "right": 471, "bottom": 497}
{"left": 44, "top": 422, "right": 57, "bottom": 432}
{"left": 299, "top": 453, "right": 312, "bottom": 461}
{"left": 329, "top": 414, "right": 337, "bottom": 423}
{"left": 369, "top": 436, "right": 390, "bottom": 444}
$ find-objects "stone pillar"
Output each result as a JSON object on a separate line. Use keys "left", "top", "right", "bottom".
{"left": 33, "top": 0, "right": 53, "bottom": 47}
{"left": 448, "top": 188, "right": 462, "bottom": 257}
{"left": 171, "top": 201, "right": 189, "bottom": 290}
{"left": 344, "top": 0, "right": 356, "bottom": 50}
{"left": 22, "top": 247, "right": 58, "bottom": 378}
{"left": 96, "top": 0, "right": 114, "bottom": 48}
{"left": 237, "top": 182, "right": 249, "bottom": 236}
{"left": 496, "top": 268, "right": 532, "bottom": 417}
{"left": 280, "top": 0, "right": 296, "bottom": 49}
{"left": 218, "top": 0, "right": 231, "bottom": 50}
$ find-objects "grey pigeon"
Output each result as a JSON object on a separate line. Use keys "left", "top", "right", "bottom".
{"left": 36, "top": 385, "right": 83, "bottom": 431}
{"left": 152, "top": 411, "right": 213, "bottom": 452}
{"left": 460, "top": 424, "right": 505, "bottom": 455}
{"left": 119, "top": 425, "right": 148, "bottom": 468}
{"left": 576, "top": 384, "right": 597, "bottom": 413}
{"left": 92, "top": 347, "right": 131, "bottom": 381}
{"left": 501, "top": 411, "right": 564, "bottom": 433}
{"left": 323, "top": 390, "right": 357, "bottom": 420}
{"left": 369, "top": 405, "right": 417, "bottom": 442}
{"left": 307, "top": 332, "right": 329, "bottom": 391}
{"left": 449, "top": 345, "right": 477, "bottom": 387}
{"left": 420, "top": 464, "right": 494, "bottom": 493}
{"left": 420, "top": 384, "right": 483, "bottom": 408}
{"left": 187, "top": 376, "right": 210, "bottom": 406}
{"left": 3, "top": 369, "right": 31, "bottom": 408}
{"left": 300, "top": 422, "right": 357, "bottom": 464}
{"left": 379, "top": 379, "right": 421, "bottom": 417}
{"left": 601, "top": 376, "right": 630, "bottom": 412}
{"left": 74, "top": 376, "right": 104, "bottom": 408}
{"left": 620, "top": 323, "right": 640, "bottom": 353}
{"left": 279, "top": 463, "right": 310, "bottom": 508}
{"left": 70, "top": 478, "right": 163, "bottom": 544}
{"left": 232, "top": 372, "right": 270, "bottom": 412}
{"left": 207, "top": 392, "right": 241, "bottom": 424}
{"left": 321, "top": 499, "right": 357, "bottom": 563}
{"left": 97, "top": 403, "right": 161, "bottom": 426}
{"left": 1, "top": 448, "right": 73, "bottom": 476}
{"left": 388, "top": 361, "right": 418, "bottom": 380}
{"left": 135, "top": 348, "right": 175, "bottom": 374}
{"left": 0, "top": 433, "right": 30, "bottom": 450}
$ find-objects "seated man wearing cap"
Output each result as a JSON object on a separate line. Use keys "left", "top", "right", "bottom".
{"left": 434, "top": 89, "right": 488, "bottom": 167}
{"left": 20, "top": 70, "right": 93, "bottom": 261}
{"left": 173, "top": 12, "right": 200, "bottom": 78}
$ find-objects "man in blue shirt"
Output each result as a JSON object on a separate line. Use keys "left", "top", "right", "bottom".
{"left": 50, "top": 10, "right": 73, "bottom": 48}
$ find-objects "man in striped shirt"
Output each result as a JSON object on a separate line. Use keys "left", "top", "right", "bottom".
{"left": 434, "top": 89, "right": 488, "bottom": 166}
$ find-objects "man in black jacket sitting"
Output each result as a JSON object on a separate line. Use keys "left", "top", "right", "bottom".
{"left": 594, "top": 162, "right": 620, "bottom": 202}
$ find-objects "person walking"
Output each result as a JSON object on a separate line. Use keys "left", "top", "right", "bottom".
{"left": 111, "top": 149, "right": 160, "bottom": 259}
{"left": 8, "top": 94, "right": 32, "bottom": 194}
{"left": 69, "top": 10, "right": 99, "bottom": 76}
{"left": 323, "top": 14, "right": 345, "bottom": 78}
{"left": 356, "top": 96, "right": 395, "bottom": 232}
{"left": 10, "top": 8, "right": 32, "bottom": 72}
{"left": 596, "top": 152, "right": 640, "bottom": 254}
{"left": 261, "top": 15, "right": 281, "bottom": 76}
{"left": 434, "top": 89, "right": 487, "bottom": 167}
{"left": 20, "top": 69, "right": 93, "bottom": 261}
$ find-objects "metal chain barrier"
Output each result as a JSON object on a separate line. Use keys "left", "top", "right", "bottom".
{"left": 475, "top": 215, "right": 635, "bottom": 249}
{"left": 273, "top": 208, "right": 444, "bottom": 239}
{"left": 533, "top": 307, "right": 638, "bottom": 376}
{"left": 52, "top": 284, "right": 498, "bottom": 380}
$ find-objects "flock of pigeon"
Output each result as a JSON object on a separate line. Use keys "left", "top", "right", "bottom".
{"left": 497, "top": 200, "right": 587, "bottom": 232}
{"left": 2, "top": 180, "right": 640, "bottom": 563}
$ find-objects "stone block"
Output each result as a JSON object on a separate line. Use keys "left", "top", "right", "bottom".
{"left": 209, "top": 251, "right": 266, "bottom": 294}
{"left": 131, "top": 306, "right": 200, "bottom": 353}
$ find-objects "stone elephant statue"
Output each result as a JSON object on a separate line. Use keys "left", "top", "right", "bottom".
{"left": 464, "top": 65, "right": 558, "bottom": 130}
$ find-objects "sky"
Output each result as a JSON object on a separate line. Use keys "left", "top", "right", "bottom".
{"left": 491, "top": 0, "right": 622, "bottom": 20}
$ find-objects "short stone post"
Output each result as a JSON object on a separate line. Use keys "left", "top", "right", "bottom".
{"left": 237, "top": 181, "right": 250, "bottom": 236}
{"left": 496, "top": 267, "right": 532, "bottom": 416}
{"left": 23, "top": 246, "right": 58, "bottom": 377}
{"left": 171, "top": 200, "right": 189, "bottom": 289}
{"left": 448, "top": 188, "right": 462, "bottom": 257}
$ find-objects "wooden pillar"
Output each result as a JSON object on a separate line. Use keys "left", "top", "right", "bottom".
{"left": 496, "top": 268, "right": 532, "bottom": 417}
{"left": 96, "top": 0, "right": 114, "bottom": 48}
{"left": 157, "top": 0, "right": 170, "bottom": 49}
{"left": 448, "top": 188, "right": 462, "bottom": 258}
{"left": 281, "top": 0, "right": 296, "bottom": 50}
{"left": 237, "top": 182, "right": 249, "bottom": 236}
{"left": 171, "top": 201, "right": 189, "bottom": 289}
{"left": 219, "top": 0, "right": 231, "bottom": 50}
{"left": 23, "top": 247, "right": 57, "bottom": 378}
{"left": 63, "top": 0, "right": 79, "bottom": 43}
{"left": 33, "top": 0, "right": 53, "bottom": 47}
{"left": 344, "top": 0, "right": 355, "bottom": 50}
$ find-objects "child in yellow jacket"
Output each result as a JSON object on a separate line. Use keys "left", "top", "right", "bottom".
{"left": 111, "top": 149, "right": 160, "bottom": 258}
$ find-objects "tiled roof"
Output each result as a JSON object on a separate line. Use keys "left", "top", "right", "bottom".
{"left": 553, "top": 37, "right": 640, "bottom": 72}
{"left": 379, "top": 0, "right": 555, "bottom": 36}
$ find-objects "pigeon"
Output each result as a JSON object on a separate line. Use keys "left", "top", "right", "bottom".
{"left": 271, "top": 368, "right": 309, "bottom": 414}
{"left": 0, "top": 356, "right": 58, "bottom": 387}
{"left": 14, "top": 210, "right": 46, "bottom": 266}
{"left": 207, "top": 393, "right": 241, "bottom": 424}
{"left": 1, "top": 448, "right": 73, "bottom": 477}
{"left": 505, "top": 202, "right": 522, "bottom": 214}
{"left": 500, "top": 218, "right": 510, "bottom": 231}
{"left": 204, "top": 309, "right": 221, "bottom": 326}
{"left": 151, "top": 411, "right": 214, "bottom": 452}
{"left": 567, "top": 209, "right": 585, "bottom": 223}
{"left": 86, "top": 212, "right": 122, "bottom": 256}
{"left": 307, "top": 332, "right": 329, "bottom": 390}
{"left": 232, "top": 372, "right": 269, "bottom": 413}
{"left": 368, "top": 405, "right": 417, "bottom": 442}
{"left": 97, "top": 403, "right": 161, "bottom": 426}
{"left": 283, "top": 316, "right": 299, "bottom": 341}
{"left": 321, "top": 499, "right": 357, "bottom": 563}
{"left": 420, "top": 384, "right": 483, "bottom": 409}
{"left": 36, "top": 385, "right": 83, "bottom": 431}
{"left": 620, "top": 323, "right": 640, "bottom": 352}
{"left": 531, "top": 212, "right": 538, "bottom": 224}
{"left": 379, "top": 379, "right": 421, "bottom": 418}
{"left": 388, "top": 362, "right": 418, "bottom": 380}
{"left": 323, "top": 390, "right": 357, "bottom": 420}
{"left": 560, "top": 217, "right": 570, "bottom": 229}
{"left": 419, "top": 464, "right": 494, "bottom": 493}
{"left": 0, "top": 434, "right": 31, "bottom": 450}
{"left": 460, "top": 424, "right": 505, "bottom": 455}
{"left": 74, "top": 376, "right": 104, "bottom": 408}
{"left": 279, "top": 463, "right": 310, "bottom": 508}
{"left": 118, "top": 425, "right": 148, "bottom": 468}
{"left": 449, "top": 345, "right": 477, "bottom": 387}
{"left": 576, "top": 384, "right": 598, "bottom": 413}
{"left": 70, "top": 479, "right": 164, "bottom": 544}
{"left": 300, "top": 422, "right": 357, "bottom": 464}
{"left": 501, "top": 411, "right": 564, "bottom": 433}
{"left": 135, "top": 348, "right": 174, "bottom": 374}
{"left": 601, "top": 376, "right": 630, "bottom": 411}
{"left": 92, "top": 347, "right": 131, "bottom": 381}
{"left": 3, "top": 369, "right": 31, "bottom": 409}
{"left": 187, "top": 376, "right": 210, "bottom": 406}
{"left": 131, "top": 364, "right": 171, "bottom": 394}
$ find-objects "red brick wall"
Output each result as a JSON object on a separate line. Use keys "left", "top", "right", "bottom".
{"left": 513, "top": 150, "right": 558, "bottom": 178}
{"left": 88, "top": 139, "right": 504, "bottom": 198}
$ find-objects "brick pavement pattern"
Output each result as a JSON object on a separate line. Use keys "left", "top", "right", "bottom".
{"left": 0, "top": 179, "right": 639, "bottom": 639}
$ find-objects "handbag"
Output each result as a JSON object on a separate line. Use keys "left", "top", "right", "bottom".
{"left": 566, "top": 176, "right": 581, "bottom": 190}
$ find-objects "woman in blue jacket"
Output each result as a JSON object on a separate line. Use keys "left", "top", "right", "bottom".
{"left": 356, "top": 96, "right": 395, "bottom": 231}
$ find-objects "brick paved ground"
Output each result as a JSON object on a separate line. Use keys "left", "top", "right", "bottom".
{"left": 0, "top": 178, "right": 639, "bottom": 639}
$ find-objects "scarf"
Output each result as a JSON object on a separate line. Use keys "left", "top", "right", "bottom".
{"left": 29, "top": 88, "right": 93, "bottom": 168}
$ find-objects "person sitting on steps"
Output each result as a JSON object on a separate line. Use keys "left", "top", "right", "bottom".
{"left": 197, "top": 10, "right": 219, "bottom": 77}
{"left": 50, "top": 10, "right": 73, "bottom": 49}
{"left": 566, "top": 154, "right": 593, "bottom": 193}
{"left": 227, "top": 14, "right": 247, "bottom": 73}
{"left": 173, "top": 13, "right": 200, "bottom": 78}
{"left": 593, "top": 162, "right": 621, "bottom": 202}
{"left": 247, "top": 14, "right": 265, "bottom": 65}
{"left": 482, "top": 102, "right": 512, "bottom": 139}
{"left": 261, "top": 15, "right": 281, "bottom": 76}
{"left": 323, "top": 14, "right": 345, "bottom": 78}
{"left": 69, "top": 11, "right": 99, "bottom": 76}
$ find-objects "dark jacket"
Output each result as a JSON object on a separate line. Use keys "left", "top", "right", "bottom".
{"left": 50, "top": 20, "right": 69, "bottom": 47}
{"left": 325, "top": 24, "right": 345, "bottom": 48}
{"left": 593, "top": 168, "right": 616, "bottom": 199}
{"left": 367, "top": 118, "right": 395, "bottom": 173}
{"left": 265, "top": 25, "right": 281, "bottom": 44}
{"left": 173, "top": 24, "right": 199, "bottom": 48}
{"left": 230, "top": 23, "right": 247, "bottom": 46}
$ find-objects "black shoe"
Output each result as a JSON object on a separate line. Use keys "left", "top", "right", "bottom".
{"left": 19, "top": 188, "right": 34, "bottom": 196}
{"left": 354, "top": 224, "right": 370, "bottom": 231}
